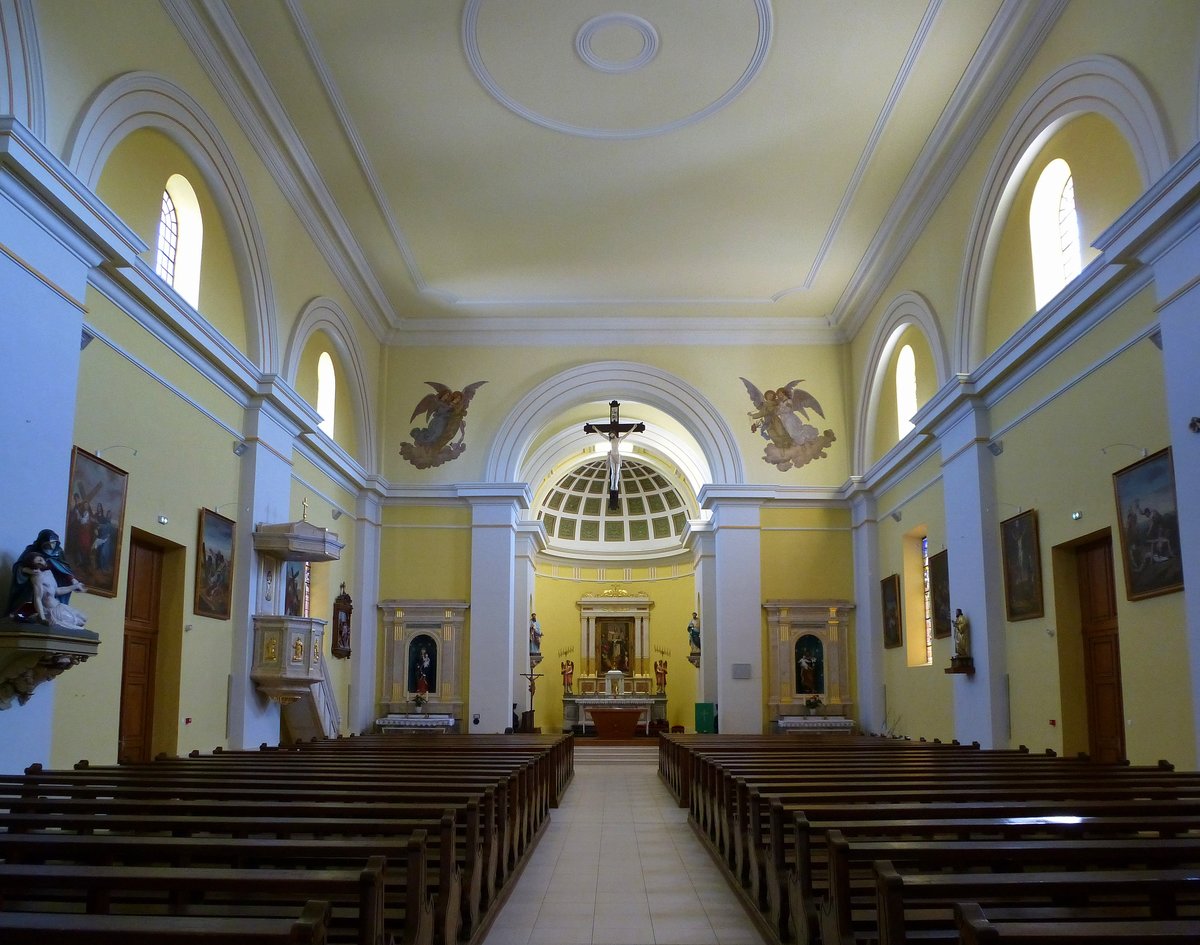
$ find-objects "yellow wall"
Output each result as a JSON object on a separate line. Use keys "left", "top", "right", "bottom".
{"left": 381, "top": 344, "right": 850, "bottom": 488}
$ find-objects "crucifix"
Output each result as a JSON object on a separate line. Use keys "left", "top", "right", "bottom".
{"left": 518, "top": 670, "right": 544, "bottom": 733}
{"left": 583, "top": 400, "right": 646, "bottom": 510}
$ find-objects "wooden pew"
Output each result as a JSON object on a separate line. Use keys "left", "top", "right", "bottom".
{"left": 0, "top": 816, "right": 457, "bottom": 945}
{"left": 0, "top": 856, "right": 399, "bottom": 945}
{"left": 876, "top": 862, "right": 1200, "bottom": 945}
{"left": 954, "top": 901, "right": 1200, "bottom": 944}
{"left": 769, "top": 799, "right": 1200, "bottom": 943}
{"left": 4, "top": 775, "right": 489, "bottom": 931}
{"left": 0, "top": 898, "right": 331, "bottom": 944}
{"left": 821, "top": 831, "right": 1200, "bottom": 945}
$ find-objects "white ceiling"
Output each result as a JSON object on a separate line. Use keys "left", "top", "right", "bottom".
{"left": 177, "top": 0, "right": 1063, "bottom": 344}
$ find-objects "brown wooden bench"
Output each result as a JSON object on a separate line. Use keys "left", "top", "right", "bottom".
{"left": 0, "top": 897, "right": 331, "bottom": 944}
{"left": 953, "top": 901, "right": 1200, "bottom": 943}
{"left": 0, "top": 855, "right": 400, "bottom": 945}
{"left": 0, "top": 820, "right": 456, "bottom": 945}
{"left": 875, "top": 862, "right": 1200, "bottom": 945}
{"left": 821, "top": 832, "right": 1200, "bottom": 945}
{"left": 4, "top": 776, "right": 491, "bottom": 930}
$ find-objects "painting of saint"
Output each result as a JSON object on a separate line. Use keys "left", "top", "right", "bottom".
{"left": 407, "top": 634, "right": 438, "bottom": 695}
{"left": 794, "top": 634, "right": 825, "bottom": 695}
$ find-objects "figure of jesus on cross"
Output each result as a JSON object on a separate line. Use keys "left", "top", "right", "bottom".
{"left": 583, "top": 400, "right": 645, "bottom": 510}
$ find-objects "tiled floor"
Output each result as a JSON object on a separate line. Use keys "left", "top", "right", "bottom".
{"left": 481, "top": 751, "right": 770, "bottom": 945}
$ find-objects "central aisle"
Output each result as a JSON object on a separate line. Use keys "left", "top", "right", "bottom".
{"left": 481, "top": 745, "right": 769, "bottom": 945}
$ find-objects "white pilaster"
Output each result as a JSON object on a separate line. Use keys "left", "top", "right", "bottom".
{"left": 347, "top": 490, "right": 382, "bottom": 735}
{"left": 701, "top": 488, "right": 766, "bottom": 734}
{"left": 686, "top": 521, "right": 718, "bottom": 703}
{"left": 226, "top": 399, "right": 299, "bottom": 749}
{"left": 513, "top": 521, "right": 544, "bottom": 719}
{"left": 462, "top": 485, "right": 528, "bottom": 733}
{"left": 937, "top": 401, "right": 1008, "bottom": 747}
{"left": 0, "top": 137, "right": 96, "bottom": 770}
{"left": 849, "top": 488, "right": 885, "bottom": 733}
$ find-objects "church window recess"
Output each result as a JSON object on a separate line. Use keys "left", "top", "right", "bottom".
{"left": 1030, "top": 158, "right": 1082, "bottom": 310}
{"left": 895, "top": 344, "right": 917, "bottom": 439}
{"left": 154, "top": 174, "right": 203, "bottom": 309}
{"left": 316, "top": 351, "right": 336, "bottom": 438}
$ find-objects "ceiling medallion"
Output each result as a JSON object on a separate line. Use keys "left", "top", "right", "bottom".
{"left": 575, "top": 14, "right": 658, "bottom": 74}
{"left": 462, "top": 0, "right": 773, "bottom": 140}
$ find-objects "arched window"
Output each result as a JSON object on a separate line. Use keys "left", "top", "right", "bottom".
{"left": 895, "top": 344, "right": 917, "bottom": 439}
{"left": 316, "top": 351, "right": 336, "bottom": 438}
{"left": 1029, "top": 158, "right": 1082, "bottom": 310}
{"left": 154, "top": 174, "right": 203, "bottom": 308}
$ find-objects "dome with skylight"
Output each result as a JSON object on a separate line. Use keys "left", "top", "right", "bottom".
{"left": 537, "top": 456, "right": 695, "bottom": 558}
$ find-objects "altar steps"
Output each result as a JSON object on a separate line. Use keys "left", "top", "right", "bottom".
{"left": 574, "top": 742, "right": 658, "bottom": 764}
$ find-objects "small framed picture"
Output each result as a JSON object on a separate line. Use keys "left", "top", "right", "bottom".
{"left": 1113, "top": 447, "right": 1183, "bottom": 601}
{"left": 881, "top": 573, "right": 902, "bottom": 649}
{"left": 65, "top": 447, "right": 129, "bottom": 597}
{"left": 1001, "top": 509, "right": 1043, "bottom": 621}
{"left": 928, "top": 549, "right": 951, "bottom": 639}
{"left": 195, "top": 508, "right": 236, "bottom": 619}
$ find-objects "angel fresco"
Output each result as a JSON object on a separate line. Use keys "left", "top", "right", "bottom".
{"left": 740, "top": 377, "right": 836, "bottom": 472}
{"left": 399, "top": 380, "right": 487, "bottom": 469}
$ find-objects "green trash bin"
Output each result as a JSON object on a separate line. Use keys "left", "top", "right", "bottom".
{"left": 694, "top": 702, "right": 715, "bottom": 734}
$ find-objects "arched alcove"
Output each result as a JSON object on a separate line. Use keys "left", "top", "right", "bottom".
{"left": 855, "top": 291, "right": 947, "bottom": 475}
{"left": 955, "top": 55, "right": 1170, "bottom": 372}
{"left": 283, "top": 297, "right": 377, "bottom": 470}
{"left": 65, "top": 71, "right": 279, "bottom": 372}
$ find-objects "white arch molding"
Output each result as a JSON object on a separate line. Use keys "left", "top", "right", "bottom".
{"left": 0, "top": 0, "right": 45, "bottom": 138}
{"left": 65, "top": 71, "right": 280, "bottom": 373}
{"left": 485, "top": 361, "right": 744, "bottom": 488}
{"left": 955, "top": 55, "right": 1171, "bottom": 373}
{"left": 854, "top": 291, "right": 948, "bottom": 477}
{"left": 283, "top": 297, "right": 379, "bottom": 471}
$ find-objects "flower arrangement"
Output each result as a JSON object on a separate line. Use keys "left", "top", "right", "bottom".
{"left": 412, "top": 693, "right": 428, "bottom": 708}
{"left": 804, "top": 695, "right": 823, "bottom": 710}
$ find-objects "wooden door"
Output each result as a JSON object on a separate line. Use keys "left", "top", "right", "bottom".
{"left": 1076, "top": 536, "right": 1125, "bottom": 763}
{"left": 119, "top": 539, "right": 162, "bottom": 764}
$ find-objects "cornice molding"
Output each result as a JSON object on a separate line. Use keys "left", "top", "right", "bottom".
{"left": 384, "top": 314, "right": 842, "bottom": 348}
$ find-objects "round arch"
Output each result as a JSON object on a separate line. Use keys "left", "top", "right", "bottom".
{"left": 854, "top": 291, "right": 947, "bottom": 476}
{"left": 283, "top": 297, "right": 378, "bottom": 470}
{"left": 484, "top": 361, "right": 744, "bottom": 486}
{"left": 65, "top": 71, "right": 279, "bottom": 372}
{"left": 955, "top": 55, "right": 1171, "bottom": 372}
{"left": 0, "top": 0, "right": 46, "bottom": 138}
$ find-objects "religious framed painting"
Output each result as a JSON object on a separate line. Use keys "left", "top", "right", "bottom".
{"left": 194, "top": 508, "right": 235, "bottom": 619}
{"left": 284, "top": 561, "right": 309, "bottom": 617}
{"left": 928, "top": 548, "right": 952, "bottom": 639}
{"left": 65, "top": 446, "right": 129, "bottom": 597}
{"left": 880, "top": 574, "right": 902, "bottom": 649}
{"left": 1001, "top": 509, "right": 1043, "bottom": 621}
{"left": 1113, "top": 447, "right": 1183, "bottom": 601}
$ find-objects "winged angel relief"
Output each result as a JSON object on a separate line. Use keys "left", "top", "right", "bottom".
{"left": 399, "top": 381, "right": 487, "bottom": 469}
{"left": 740, "top": 377, "right": 836, "bottom": 472}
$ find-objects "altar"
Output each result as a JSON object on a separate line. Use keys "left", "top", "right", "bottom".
{"left": 375, "top": 713, "right": 458, "bottom": 733}
{"left": 563, "top": 692, "right": 666, "bottom": 735}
